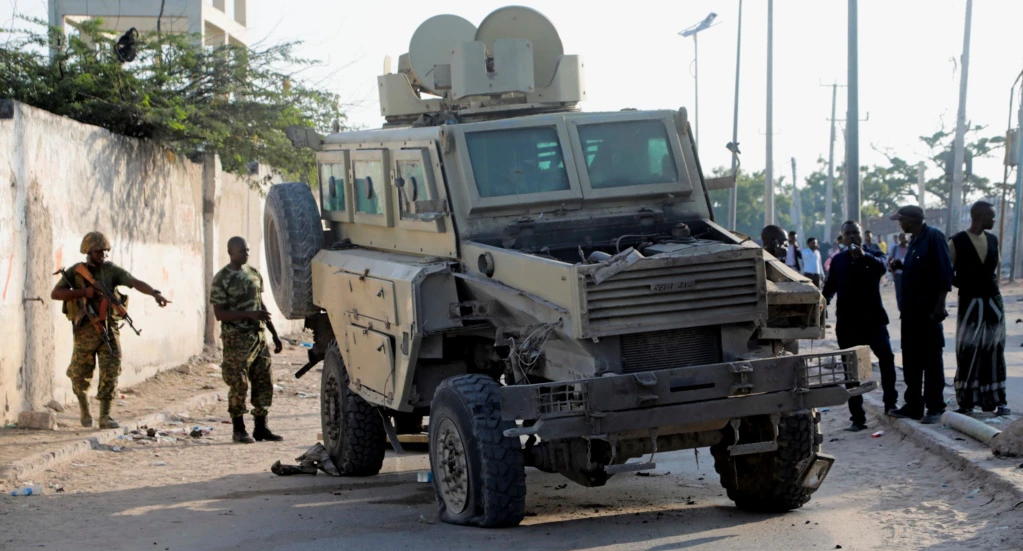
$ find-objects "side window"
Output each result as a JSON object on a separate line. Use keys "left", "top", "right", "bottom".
{"left": 319, "top": 163, "right": 346, "bottom": 212}
{"left": 396, "top": 158, "right": 431, "bottom": 220}
{"left": 354, "top": 159, "right": 385, "bottom": 215}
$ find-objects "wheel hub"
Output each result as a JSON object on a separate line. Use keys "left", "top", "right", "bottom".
{"left": 434, "top": 417, "right": 469, "bottom": 514}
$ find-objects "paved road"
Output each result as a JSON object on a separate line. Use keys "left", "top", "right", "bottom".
{"left": 1, "top": 368, "right": 1018, "bottom": 551}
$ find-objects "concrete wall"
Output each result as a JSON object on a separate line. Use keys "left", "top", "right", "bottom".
{"left": 0, "top": 101, "right": 305, "bottom": 422}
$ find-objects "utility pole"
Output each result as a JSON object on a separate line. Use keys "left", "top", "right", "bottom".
{"left": 949, "top": 0, "right": 973, "bottom": 236}
{"left": 791, "top": 158, "right": 803, "bottom": 238}
{"left": 728, "top": 0, "right": 743, "bottom": 230}
{"left": 1012, "top": 92, "right": 1023, "bottom": 282}
{"left": 917, "top": 162, "right": 926, "bottom": 209}
{"left": 847, "top": 0, "right": 860, "bottom": 223}
{"left": 821, "top": 82, "right": 846, "bottom": 245}
{"left": 765, "top": 0, "right": 775, "bottom": 227}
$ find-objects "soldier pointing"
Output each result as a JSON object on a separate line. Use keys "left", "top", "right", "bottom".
{"left": 50, "top": 231, "right": 170, "bottom": 429}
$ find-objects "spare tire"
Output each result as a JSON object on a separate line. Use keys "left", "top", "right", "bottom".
{"left": 264, "top": 182, "right": 324, "bottom": 319}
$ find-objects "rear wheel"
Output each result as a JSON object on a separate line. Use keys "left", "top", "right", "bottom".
{"left": 320, "top": 342, "right": 386, "bottom": 476}
{"left": 429, "top": 374, "right": 526, "bottom": 528}
{"left": 711, "top": 410, "right": 821, "bottom": 512}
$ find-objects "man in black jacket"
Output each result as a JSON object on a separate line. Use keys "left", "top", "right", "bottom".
{"left": 888, "top": 206, "right": 953, "bottom": 425}
{"left": 823, "top": 221, "right": 898, "bottom": 431}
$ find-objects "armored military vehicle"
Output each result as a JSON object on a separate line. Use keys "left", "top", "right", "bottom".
{"left": 266, "top": 6, "right": 875, "bottom": 528}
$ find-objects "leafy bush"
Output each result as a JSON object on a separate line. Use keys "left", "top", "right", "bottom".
{"left": 0, "top": 17, "right": 345, "bottom": 185}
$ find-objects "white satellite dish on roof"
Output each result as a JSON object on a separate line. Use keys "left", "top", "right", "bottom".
{"left": 408, "top": 14, "right": 478, "bottom": 96}
{"left": 475, "top": 6, "right": 564, "bottom": 88}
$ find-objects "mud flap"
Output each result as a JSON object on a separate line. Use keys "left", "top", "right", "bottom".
{"left": 797, "top": 452, "right": 835, "bottom": 490}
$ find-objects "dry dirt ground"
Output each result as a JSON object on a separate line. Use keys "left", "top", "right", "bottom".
{"left": 1, "top": 341, "right": 1022, "bottom": 550}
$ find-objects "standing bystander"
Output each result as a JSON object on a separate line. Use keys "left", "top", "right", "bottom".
{"left": 888, "top": 206, "right": 953, "bottom": 424}
{"left": 949, "top": 201, "right": 1010, "bottom": 416}
{"left": 785, "top": 230, "right": 803, "bottom": 273}
{"left": 863, "top": 230, "right": 882, "bottom": 255}
{"left": 823, "top": 221, "right": 899, "bottom": 431}
{"left": 801, "top": 237, "right": 825, "bottom": 288}
{"left": 888, "top": 233, "right": 910, "bottom": 314}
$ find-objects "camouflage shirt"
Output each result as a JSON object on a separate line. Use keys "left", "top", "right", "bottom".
{"left": 210, "top": 264, "right": 266, "bottom": 335}
{"left": 57, "top": 261, "right": 134, "bottom": 323}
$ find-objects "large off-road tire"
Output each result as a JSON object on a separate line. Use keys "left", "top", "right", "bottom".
{"left": 429, "top": 374, "right": 526, "bottom": 528}
{"left": 320, "top": 342, "right": 386, "bottom": 476}
{"left": 711, "top": 410, "right": 822, "bottom": 513}
{"left": 264, "top": 182, "right": 323, "bottom": 319}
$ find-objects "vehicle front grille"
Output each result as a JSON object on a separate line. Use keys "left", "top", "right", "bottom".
{"left": 583, "top": 256, "right": 760, "bottom": 337}
{"left": 620, "top": 326, "right": 722, "bottom": 373}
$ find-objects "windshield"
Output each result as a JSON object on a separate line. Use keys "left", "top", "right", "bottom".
{"left": 578, "top": 120, "right": 678, "bottom": 189}
{"left": 465, "top": 126, "right": 570, "bottom": 198}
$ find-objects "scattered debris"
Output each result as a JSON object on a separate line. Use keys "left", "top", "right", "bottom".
{"left": 271, "top": 461, "right": 317, "bottom": 476}
{"left": 17, "top": 410, "right": 57, "bottom": 430}
{"left": 991, "top": 417, "right": 1023, "bottom": 457}
{"left": 871, "top": 430, "right": 885, "bottom": 438}
{"left": 111, "top": 446, "right": 123, "bottom": 452}
{"left": 829, "top": 438, "right": 844, "bottom": 443}
{"left": 147, "top": 428, "right": 158, "bottom": 438}
{"left": 2, "top": 422, "right": 16, "bottom": 429}
{"left": 189, "top": 426, "right": 214, "bottom": 438}
{"left": 10, "top": 485, "right": 43, "bottom": 496}
{"left": 271, "top": 443, "right": 340, "bottom": 476}
{"left": 417, "top": 471, "right": 433, "bottom": 483}
{"left": 418, "top": 514, "right": 433, "bottom": 525}
{"left": 45, "top": 399, "right": 65, "bottom": 413}
{"left": 152, "top": 461, "right": 166, "bottom": 467}
{"left": 296, "top": 392, "right": 319, "bottom": 399}
{"left": 554, "top": 484, "right": 567, "bottom": 490}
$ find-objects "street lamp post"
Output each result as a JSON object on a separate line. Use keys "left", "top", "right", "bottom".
{"left": 679, "top": 12, "right": 718, "bottom": 151}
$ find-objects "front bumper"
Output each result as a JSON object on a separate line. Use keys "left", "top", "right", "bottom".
{"left": 500, "top": 347, "right": 875, "bottom": 440}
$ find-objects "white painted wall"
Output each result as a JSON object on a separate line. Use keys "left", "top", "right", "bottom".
{"left": 0, "top": 101, "right": 308, "bottom": 422}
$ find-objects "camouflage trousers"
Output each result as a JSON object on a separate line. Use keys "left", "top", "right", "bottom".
{"left": 67, "top": 325, "right": 121, "bottom": 402}
{"left": 221, "top": 331, "right": 273, "bottom": 418}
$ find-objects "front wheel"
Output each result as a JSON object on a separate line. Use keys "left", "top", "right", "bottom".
{"left": 429, "top": 374, "right": 526, "bottom": 528}
{"left": 711, "top": 410, "right": 822, "bottom": 513}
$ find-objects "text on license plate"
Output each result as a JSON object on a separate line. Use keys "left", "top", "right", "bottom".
{"left": 650, "top": 280, "right": 697, "bottom": 293}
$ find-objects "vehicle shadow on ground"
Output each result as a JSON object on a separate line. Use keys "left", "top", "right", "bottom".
{"left": 3, "top": 467, "right": 787, "bottom": 551}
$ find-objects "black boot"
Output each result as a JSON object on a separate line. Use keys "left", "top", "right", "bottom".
{"left": 232, "top": 416, "right": 254, "bottom": 444}
{"left": 252, "top": 415, "right": 284, "bottom": 442}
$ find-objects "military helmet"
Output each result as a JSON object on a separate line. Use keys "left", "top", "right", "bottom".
{"left": 80, "top": 231, "right": 111, "bottom": 254}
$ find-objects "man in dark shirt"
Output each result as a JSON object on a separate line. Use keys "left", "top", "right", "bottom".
{"left": 888, "top": 206, "right": 953, "bottom": 424}
{"left": 823, "top": 221, "right": 898, "bottom": 431}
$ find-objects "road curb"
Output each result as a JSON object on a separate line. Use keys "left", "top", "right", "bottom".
{"left": 0, "top": 390, "right": 223, "bottom": 483}
{"left": 861, "top": 392, "right": 1023, "bottom": 501}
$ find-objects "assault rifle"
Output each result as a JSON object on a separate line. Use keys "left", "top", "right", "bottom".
{"left": 72, "top": 264, "right": 142, "bottom": 336}
{"left": 55, "top": 267, "right": 115, "bottom": 353}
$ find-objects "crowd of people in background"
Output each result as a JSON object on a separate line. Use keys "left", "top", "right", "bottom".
{"left": 758, "top": 201, "right": 1011, "bottom": 432}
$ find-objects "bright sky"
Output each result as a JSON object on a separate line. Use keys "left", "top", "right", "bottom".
{"left": 6, "top": 0, "right": 1023, "bottom": 205}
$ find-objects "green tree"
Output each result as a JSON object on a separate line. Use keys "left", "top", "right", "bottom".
{"left": 708, "top": 169, "right": 790, "bottom": 239}
{"left": 901, "top": 123, "right": 1004, "bottom": 209}
{"left": 0, "top": 17, "right": 345, "bottom": 185}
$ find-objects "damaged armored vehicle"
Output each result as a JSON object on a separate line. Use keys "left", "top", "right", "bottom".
{"left": 266, "top": 6, "right": 875, "bottom": 528}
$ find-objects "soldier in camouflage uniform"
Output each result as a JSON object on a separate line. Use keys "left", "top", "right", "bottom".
{"left": 50, "top": 232, "right": 171, "bottom": 428}
{"left": 210, "top": 236, "right": 284, "bottom": 443}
